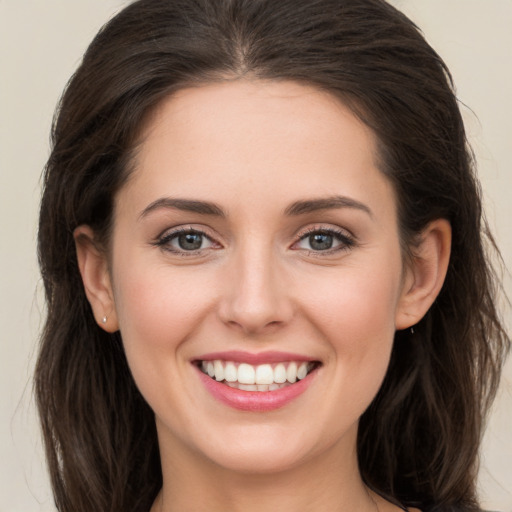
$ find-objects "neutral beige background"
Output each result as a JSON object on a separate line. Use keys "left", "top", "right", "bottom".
{"left": 0, "top": 1, "right": 510, "bottom": 511}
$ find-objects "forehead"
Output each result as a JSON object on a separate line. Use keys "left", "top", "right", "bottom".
{"left": 139, "top": 80, "right": 375, "bottom": 163}
{"left": 119, "top": 80, "right": 395, "bottom": 222}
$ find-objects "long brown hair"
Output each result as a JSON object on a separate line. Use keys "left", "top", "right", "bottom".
{"left": 36, "top": 1, "right": 510, "bottom": 511}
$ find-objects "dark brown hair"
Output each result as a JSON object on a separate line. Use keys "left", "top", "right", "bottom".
{"left": 36, "top": 1, "right": 510, "bottom": 511}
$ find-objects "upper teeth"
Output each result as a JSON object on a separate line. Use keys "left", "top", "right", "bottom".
{"left": 201, "top": 360, "right": 313, "bottom": 385}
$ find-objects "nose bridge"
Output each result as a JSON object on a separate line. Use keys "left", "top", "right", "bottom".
{"left": 219, "top": 236, "right": 292, "bottom": 333}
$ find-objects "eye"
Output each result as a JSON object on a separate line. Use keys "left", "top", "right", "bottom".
{"left": 293, "top": 228, "right": 355, "bottom": 253}
{"left": 305, "top": 232, "right": 336, "bottom": 251}
{"left": 155, "top": 228, "right": 217, "bottom": 254}
{"left": 174, "top": 232, "right": 208, "bottom": 251}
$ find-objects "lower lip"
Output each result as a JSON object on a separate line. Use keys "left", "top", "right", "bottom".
{"left": 195, "top": 366, "right": 317, "bottom": 412}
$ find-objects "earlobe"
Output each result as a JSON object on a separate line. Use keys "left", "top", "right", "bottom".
{"left": 395, "top": 219, "right": 451, "bottom": 330}
{"left": 74, "top": 225, "right": 119, "bottom": 332}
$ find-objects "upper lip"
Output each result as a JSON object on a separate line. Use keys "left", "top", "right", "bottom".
{"left": 194, "top": 350, "right": 318, "bottom": 365}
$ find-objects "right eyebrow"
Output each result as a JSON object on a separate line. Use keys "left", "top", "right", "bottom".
{"left": 284, "top": 195, "right": 373, "bottom": 218}
{"left": 138, "top": 197, "right": 225, "bottom": 220}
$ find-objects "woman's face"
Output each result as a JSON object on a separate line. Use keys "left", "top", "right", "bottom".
{"left": 107, "top": 80, "right": 412, "bottom": 473}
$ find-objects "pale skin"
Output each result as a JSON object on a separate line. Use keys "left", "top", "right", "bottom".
{"left": 75, "top": 80, "right": 450, "bottom": 512}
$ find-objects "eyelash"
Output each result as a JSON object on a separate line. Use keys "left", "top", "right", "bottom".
{"left": 153, "top": 227, "right": 218, "bottom": 256}
{"left": 293, "top": 226, "right": 356, "bottom": 255}
{"left": 153, "top": 226, "right": 356, "bottom": 256}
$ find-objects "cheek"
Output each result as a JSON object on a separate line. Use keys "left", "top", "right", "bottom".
{"left": 301, "top": 262, "right": 401, "bottom": 407}
{"left": 306, "top": 264, "right": 401, "bottom": 344}
{"left": 111, "top": 257, "right": 214, "bottom": 374}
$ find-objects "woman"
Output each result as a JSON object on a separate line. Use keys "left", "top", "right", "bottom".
{"left": 35, "top": 0, "right": 510, "bottom": 511}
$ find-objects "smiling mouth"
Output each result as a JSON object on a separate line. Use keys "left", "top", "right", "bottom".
{"left": 197, "top": 360, "right": 320, "bottom": 392}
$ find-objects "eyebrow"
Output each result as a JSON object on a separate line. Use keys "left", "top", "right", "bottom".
{"left": 139, "top": 197, "right": 225, "bottom": 219}
{"left": 138, "top": 194, "right": 372, "bottom": 220}
{"left": 284, "top": 195, "right": 373, "bottom": 217}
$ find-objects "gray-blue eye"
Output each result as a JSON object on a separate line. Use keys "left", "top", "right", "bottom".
{"left": 177, "top": 232, "right": 204, "bottom": 250}
{"left": 308, "top": 233, "right": 334, "bottom": 250}
{"left": 295, "top": 229, "right": 354, "bottom": 252}
{"left": 157, "top": 229, "right": 214, "bottom": 253}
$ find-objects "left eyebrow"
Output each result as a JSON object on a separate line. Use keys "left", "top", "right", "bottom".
{"left": 284, "top": 195, "right": 373, "bottom": 218}
{"left": 138, "top": 197, "right": 225, "bottom": 220}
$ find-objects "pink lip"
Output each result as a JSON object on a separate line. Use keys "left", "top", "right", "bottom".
{"left": 194, "top": 364, "right": 318, "bottom": 412}
{"left": 196, "top": 350, "right": 315, "bottom": 365}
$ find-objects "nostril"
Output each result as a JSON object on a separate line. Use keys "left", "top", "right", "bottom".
{"left": 217, "top": 273, "right": 294, "bottom": 333}
{"left": 222, "top": 317, "right": 286, "bottom": 336}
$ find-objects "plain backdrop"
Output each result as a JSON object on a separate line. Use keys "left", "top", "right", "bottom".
{"left": 0, "top": 1, "right": 510, "bottom": 511}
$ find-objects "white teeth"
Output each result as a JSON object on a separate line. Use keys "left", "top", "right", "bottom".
{"left": 286, "top": 362, "right": 298, "bottom": 383}
{"left": 202, "top": 359, "right": 316, "bottom": 388}
{"left": 225, "top": 382, "right": 289, "bottom": 392}
{"left": 255, "top": 364, "right": 274, "bottom": 385}
{"left": 214, "top": 360, "right": 224, "bottom": 381}
{"left": 238, "top": 363, "right": 256, "bottom": 384}
{"left": 274, "top": 363, "right": 287, "bottom": 383}
{"left": 297, "top": 362, "right": 308, "bottom": 380}
{"left": 239, "top": 383, "right": 257, "bottom": 391}
{"left": 224, "top": 362, "right": 237, "bottom": 382}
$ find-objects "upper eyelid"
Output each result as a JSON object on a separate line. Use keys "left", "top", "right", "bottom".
{"left": 157, "top": 225, "right": 216, "bottom": 240}
{"left": 295, "top": 224, "right": 356, "bottom": 240}
{"left": 153, "top": 228, "right": 221, "bottom": 257}
{"left": 154, "top": 226, "right": 219, "bottom": 250}
{"left": 154, "top": 224, "right": 356, "bottom": 247}
{"left": 291, "top": 225, "right": 357, "bottom": 252}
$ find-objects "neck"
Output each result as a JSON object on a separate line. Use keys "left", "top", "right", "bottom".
{"left": 154, "top": 424, "right": 377, "bottom": 512}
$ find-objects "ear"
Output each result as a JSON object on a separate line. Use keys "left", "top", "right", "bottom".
{"left": 74, "top": 225, "right": 119, "bottom": 332}
{"left": 395, "top": 219, "right": 451, "bottom": 330}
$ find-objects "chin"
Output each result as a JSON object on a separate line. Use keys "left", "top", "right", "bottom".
{"left": 206, "top": 442, "right": 313, "bottom": 475}
{"left": 185, "top": 419, "right": 346, "bottom": 476}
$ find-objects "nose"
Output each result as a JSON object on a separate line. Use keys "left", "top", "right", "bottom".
{"left": 217, "top": 245, "right": 294, "bottom": 335}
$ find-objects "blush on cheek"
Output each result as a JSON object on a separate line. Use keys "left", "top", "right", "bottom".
{"left": 117, "top": 267, "right": 200, "bottom": 333}
{"left": 313, "top": 275, "right": 397, "bottom": 404}
{"left": 313, "top": 277, "right": 398, "bottom": 343}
